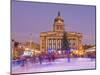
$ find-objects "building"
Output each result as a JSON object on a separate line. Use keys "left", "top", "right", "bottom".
{"left": 24, "top": 42, "right": 40, "bottom": 51}
{"left": 40, "top": 11, "right": 83, "bottom": 53}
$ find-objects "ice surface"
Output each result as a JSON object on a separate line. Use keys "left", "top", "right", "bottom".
{"left": 12, "top": 58, "right": 96, "bottom": 74}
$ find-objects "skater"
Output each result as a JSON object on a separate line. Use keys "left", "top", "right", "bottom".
{"left": 20, "top": 55, "right": 26, "bottom": 67}
{"left": 51, "top": 52, "right": 55, "bottom": 62}
{"left": 47, "top": 53, "right": 52, "bottom": 63}
{"left": 38, "top": 54, "right": 43, "bottom": 64}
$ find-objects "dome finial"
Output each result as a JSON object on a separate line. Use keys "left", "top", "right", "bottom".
{"left": 58, "top": 11, "right": 60, "bottom": 16}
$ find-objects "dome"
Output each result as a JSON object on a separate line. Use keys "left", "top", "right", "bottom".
{"left": 53, "top": 11, "right": 65, "bottom": 32}
{"left": 54, "top": 11, "right": 64, "bottom": 22}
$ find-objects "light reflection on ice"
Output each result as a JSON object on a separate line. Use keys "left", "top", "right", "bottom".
{"left": 12, "top": 58, "right": 96, "bottom": 74}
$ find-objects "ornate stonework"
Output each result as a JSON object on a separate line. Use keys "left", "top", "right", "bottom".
{"left": 40, "top": 12, "right": 83, "bottom": 52}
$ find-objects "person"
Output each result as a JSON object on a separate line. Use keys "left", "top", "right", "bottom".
{"left": 47, "top": 53, "right": 52, "bottom": 62}
{"left": 66, "top": 49, "right": 71, "bottom": 62}
{"left": 32, "top": 55, "right": 36, "bottom": 63}
{"left": 51, "top": 52, "right": 55, "bottom": 62}
{"left": 20, "top": 55, "right": 26, "bottom": 67}
{"left": 38, "top": 54, "right": 43, "bottom": 64}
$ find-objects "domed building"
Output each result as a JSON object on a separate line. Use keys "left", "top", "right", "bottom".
{"left": 40, "top": 11, "right": 83, "bottom": 52}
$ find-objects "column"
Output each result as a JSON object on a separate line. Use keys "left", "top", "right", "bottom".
{"left": 52, "top": 39, "right": 54, "bottom": 49}
{"left": 57, "top": 39, "right": 58, "bottom": 49}
{"left": 58, "top": 39, "right": 59, "bottom": 49}
{"left": 54, "top": 39, "right": 56, "bottom": 50}
{"left": 59, "top": 39, "right": 61, "bottom": 50}
{"left": 51, "top": 39, "right": 52, "bottom": 49}
{"left": 47, "top": 39, "right": 49, "bottom": 50}
{"left": 59, "top": 39, "right": 60, "bottom": 50}
{"left": 52, "top": 39, "right": 53, "bottom": 50}
{"left": 55, "top": 39, "right": 57, "bottom": 50}
{"left": 49, "top": 39, "right": 51, "bottom": 49}
{"left": 48, "top": 39, "right": 50, "bottom": 50}
{"left": 46, "top": 38, "right": 48, "bottom": 51}
{"left": 54, "top": 39, "right": 55, "bottom": 50}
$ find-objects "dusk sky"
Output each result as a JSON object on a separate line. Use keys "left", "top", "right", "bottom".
{"left": 12, "top": 0, "right": 96, "bottom": 45}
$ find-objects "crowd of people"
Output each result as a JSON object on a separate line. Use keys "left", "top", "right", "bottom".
{"left": 12, "top": 51, "right": 59, "bottom": 66}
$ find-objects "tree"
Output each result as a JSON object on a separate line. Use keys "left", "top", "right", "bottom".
{"left": 61, "top": 31, "right": 70, "bottom": 50}
{"left": 61, "top": 31, "right": 70, "bottom": 62}
{"left": 14, "top": 41, "right": 19, "bottom": 48}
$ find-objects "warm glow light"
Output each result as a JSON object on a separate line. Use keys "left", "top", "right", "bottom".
{"left": 25, "top": 48, "right": 29, "bottom": 50}
{"left": 75, "top": 50, "right": 78, "bottom": 54}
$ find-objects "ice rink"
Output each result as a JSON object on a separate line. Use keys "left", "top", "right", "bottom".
{"left": 12, "top": 58, "right": 96, "bottom": 74}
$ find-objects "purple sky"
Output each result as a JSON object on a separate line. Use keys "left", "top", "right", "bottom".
{"left": 12, "top": 0, "right": 96, "bottom": 45}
